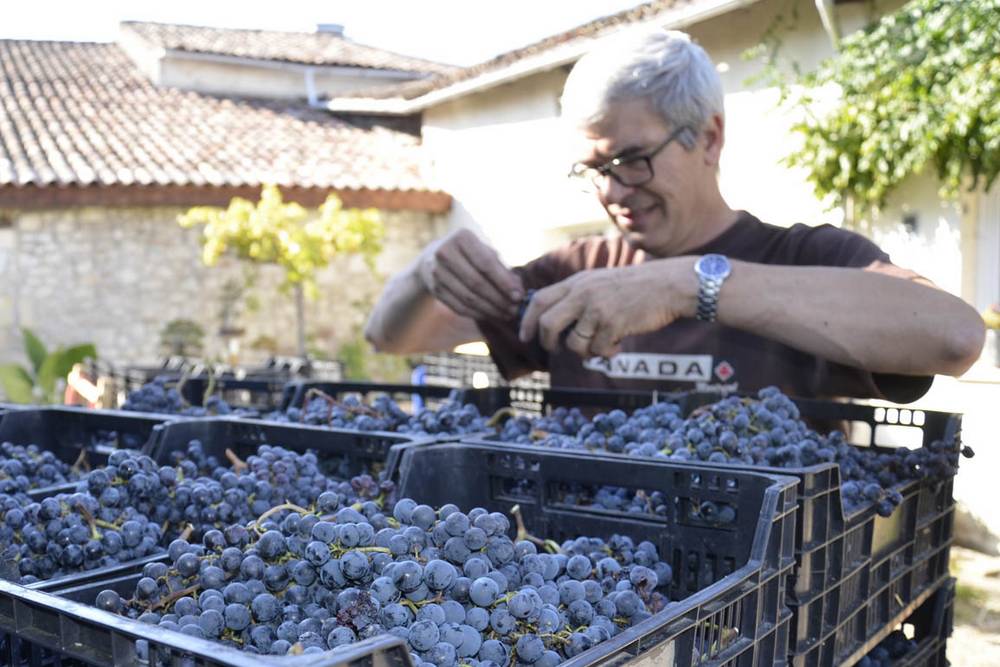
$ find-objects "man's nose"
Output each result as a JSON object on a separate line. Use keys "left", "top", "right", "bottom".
{"left": 596, "top": 174, "right": 634, "bottom": 203}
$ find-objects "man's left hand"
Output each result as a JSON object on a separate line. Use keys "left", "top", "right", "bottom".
{"left": 518, "top": 257, "right": 699, "bottom": 358}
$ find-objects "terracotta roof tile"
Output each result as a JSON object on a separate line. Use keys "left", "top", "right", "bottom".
{"left": 0, "top": 39, "right": 439, "bottom": 195}
{"left": 121, "top": 21, "right": 458, "bottom": 75}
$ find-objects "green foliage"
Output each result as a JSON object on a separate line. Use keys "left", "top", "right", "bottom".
{"left": 782, "top": 0, "right": 1000, "bottom": 214}
{"left": 335, "top": 331, "right": 412, "bottom": 383}
{"left": 0, "top": 328, "right": 97, "bottom": 404}
{"left": 983, "top": 305, "right": 1000, "bottom": 330}
{"left": 178, "top": 185, "right": 385, "bottom": 300}
{"left": 159, "top": 319, "right": 206, "bottom": 357}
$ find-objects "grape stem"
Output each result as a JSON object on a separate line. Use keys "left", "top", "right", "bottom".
{"left": 70, "top": 448, "right": 91, "bottom": 474}
{"left": 305, "top": 388, "right": 379, "bottom": 418}
{"left": 203, "top": 371, "right": 217, "bottom": 406}
{"left": 75, "top": 500, "right": 102, "bottom": 540}
{"left": 486, "top": 407, "right": 516, "bottom": 427}
{"left": 509, "top": 505, "right": 560, "bottom": 554}
{"left": 150, "top": 583, "right": 200, "bottom": 611}
{"left": 178, "top": 523, "right": 194, "bottom": 541}
{"left": 174, "top": 370, "right": 192, "bottom": 408}
{"left": 252, "top": 502, "right": 313, "bottom": 532}
{"left": 225, "top": 448, "right": 248, "bottom": 473}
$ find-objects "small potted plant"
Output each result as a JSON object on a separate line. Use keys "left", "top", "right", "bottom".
{"left": 983, "top": 304, "right": 1000, "bottom": 367}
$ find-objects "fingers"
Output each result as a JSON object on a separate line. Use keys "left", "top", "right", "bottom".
{"left": 519, "top": 282, "right": 570, "bottom": 344}
{"left": 435, "top": 251, "right": 515, "bottom": 318}
{"left": 565, "top": 309, "right": 601, "bottom": 358}
{"left": 456, "top": 236, "right": 524, "bottom": 303}
{"left": 433, "top": 279, "right": 481, "bottom": 319}
{"left": 536, "top": 298, "right": 584, "bottom": 352}
{"left": 434, "top": 265, "right": 507, "bottom": 319}
{"left": 589, "top": 324, "right": 623, "bottom": 359}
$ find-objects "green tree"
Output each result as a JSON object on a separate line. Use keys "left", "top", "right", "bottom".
{"left": 0, "top": 328, "right": 97, "bottom": 404}
{"left": 179, "top": 185, "right": 385, "bottom": 357}
{"left": 781, "top": 0, "right": 999, "bottom": 218}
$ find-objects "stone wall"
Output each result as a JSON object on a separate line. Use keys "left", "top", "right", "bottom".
{"left": 0, "top": 205, "right": 446, "bottom": 367}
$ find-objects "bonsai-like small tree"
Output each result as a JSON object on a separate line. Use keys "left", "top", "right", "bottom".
{"left": 179, "top": 185, "right": 384, "bottom": 358}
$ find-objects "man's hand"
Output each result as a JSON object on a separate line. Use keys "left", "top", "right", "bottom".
{"left": 418, "top": 229, "right": 525, "bottom": 321}
{"left": 519, "top": 258, "right": 699, "bottom": 357}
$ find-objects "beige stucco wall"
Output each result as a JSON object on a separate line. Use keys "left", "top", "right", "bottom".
{"left": 0, "top": 205, "right": 445, "bottom": 367}
{"left": 157, "top": 56, "right": 421, "bottom": 99}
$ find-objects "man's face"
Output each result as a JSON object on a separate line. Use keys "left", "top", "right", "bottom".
{"left": 570, "top": 98, "right": 707, "bottom": 256}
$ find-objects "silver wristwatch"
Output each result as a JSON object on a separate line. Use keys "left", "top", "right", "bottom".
{"left": 694, "top": 254, "right": 731, "bottom": 322}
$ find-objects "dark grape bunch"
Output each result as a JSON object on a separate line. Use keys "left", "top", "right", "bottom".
{"left": 0, "top": 443, "right": 389, "bottom": 585}
{"left": 97, "top": 497, "right": 672, "bottom": 666}
{"left": 0, "top": 441, "right": 81, "bottom": 494}
{"left": 122, "top": 377, "right": 239, "bottom": 416}
{"left": 79, "top": 444, "right": 392, "bottom": 545}
{"left": 857, "top": 629, "right": 919, "bottom": 666}
{"left": 0, "top": 488, "right": 163, "bottom": 583}
{"left": 271, "top": 392, "right": 489, "bottom": 438}
{"left": 497, "top": 387, "right": 972, "bottom": 518}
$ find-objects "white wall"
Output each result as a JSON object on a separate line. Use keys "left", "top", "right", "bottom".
{"left": 158, "top": 56, "right": 420, "bottom": 100}
{"left": 422, "top": 68, "right": 607, "bottom": 265}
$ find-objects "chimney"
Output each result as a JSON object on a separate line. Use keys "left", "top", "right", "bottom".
{"left": 316, "top": 24, "right": 345, "bottom": 36}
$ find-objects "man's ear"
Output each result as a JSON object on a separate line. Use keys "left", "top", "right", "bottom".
{"left": 702, "top": 114, "right": 725, "bottom": 167}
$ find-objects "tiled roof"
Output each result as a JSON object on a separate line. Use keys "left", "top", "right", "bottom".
{"left": 121, "top": 21, "right": 457, "bottom": 76}
{"left": 338, "top": 0, "right": 719, "bottom": 103}
{"left": 0, "top": 40, "right": 442, "bottom": 198}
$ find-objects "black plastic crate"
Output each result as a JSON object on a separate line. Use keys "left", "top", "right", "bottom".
{"left": 178, "top": 375, "right": 290, "bottom": 412}
{"left": 280, "top": 380, "right": 465, "bottom": 413}
{"left": 849, "top": 576, "right": 954, "bottom": 667}
{"left": 46, "top": 441, "right": 797, "bottom": 667}
{"left": 22, "top": 555, "right": 169, "bottom": 594}
{"left": 0, "top": 579, "right": 413, "bottom": 667}
{"left": 393, "top": 441, "right": 798, "bottom": 666}
{"left": 281, "top": 381, "right": 687, "bottom": 425}
{"left": 461, "top": 393, "right": 961, "bottom": 665}
{"left": 147, "top": 416, "right": 438, "bottom": 488}
{"left": 0, "top": 407, "right": 175, "bottom": 499}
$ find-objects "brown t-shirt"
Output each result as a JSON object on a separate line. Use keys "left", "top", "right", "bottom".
{"left": 477, "top": 212, "right": 933, "bottom": 402}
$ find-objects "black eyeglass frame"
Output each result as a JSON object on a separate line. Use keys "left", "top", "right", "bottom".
{"left": 567, "top": 125, "right": 692, "bottom": 189}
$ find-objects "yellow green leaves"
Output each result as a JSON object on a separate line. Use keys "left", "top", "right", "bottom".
{"left": 177, "top": 185, "right": 385, "bottom": 296}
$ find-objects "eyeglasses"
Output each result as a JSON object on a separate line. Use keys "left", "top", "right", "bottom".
{"left": 567, "top": 125, "right": 691, "bottom": 192}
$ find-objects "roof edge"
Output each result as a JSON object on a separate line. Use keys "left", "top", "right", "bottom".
{"left": 0, "top": 184, "right": 452, "bottom": 214}
{"left": 326, "top": 0, "right": 759, "bottom": 114}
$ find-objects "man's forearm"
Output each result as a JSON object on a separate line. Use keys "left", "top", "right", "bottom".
{"left": 716, "top": 261, "right": 985, "bottom": 376}
{"left": 364, "top": 261, "right": 436, "bottom": 352}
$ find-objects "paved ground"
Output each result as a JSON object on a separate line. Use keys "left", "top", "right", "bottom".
{"left": 949, "top": 548, "right": 1000, "bottom": 666}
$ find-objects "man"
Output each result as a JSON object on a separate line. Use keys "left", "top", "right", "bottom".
{"left": 365, "top": 29, "right": 984, "bottom": 402}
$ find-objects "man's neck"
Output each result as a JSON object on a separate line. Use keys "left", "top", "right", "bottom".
{"left": 675, "top": 203, "right": 741, "bottom": 255}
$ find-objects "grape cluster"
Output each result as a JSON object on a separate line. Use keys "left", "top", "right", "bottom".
{"left": 0, "top": 441, "right": 80, "bottom": 494}
{"left": 79, "top": 443, "right": 392, "bottom": 545}
{"left": 496, "top": 387, "right": 971, "bottom": 518}
{"left": 270, "top": 392, "right": 488, "bottom": 438}
{"left": 122, "top": 377, "right": 238, "bottom": 416}
{"left": 0, "top": 488, "right": 163, "bottom": 583}
{"left": 0, "top": 440, "right": 392, "bottom": 585}
{"left": 98, "top": 497, "right": 672, "bottom": 665}
{"left": 857, "top": 629, "right": 919, "bottom": 666}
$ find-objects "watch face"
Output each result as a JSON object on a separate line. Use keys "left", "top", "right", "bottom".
{"left": 697, "top": 253, "right": 731, "bottom": 279}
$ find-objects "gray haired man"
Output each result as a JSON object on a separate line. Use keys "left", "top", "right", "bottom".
{"left": 365, "top": 29, "right": 983, "bottom": 401}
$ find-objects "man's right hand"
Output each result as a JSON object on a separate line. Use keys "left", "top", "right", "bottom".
{"left": 418, "top": 229, "right": 525, "bottom": 321}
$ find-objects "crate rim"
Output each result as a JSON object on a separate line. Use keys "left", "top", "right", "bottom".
{"left": 0, "top": 578, "right": 412, "bottom": 666}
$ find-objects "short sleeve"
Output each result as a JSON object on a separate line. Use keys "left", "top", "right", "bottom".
{"left": 792, "top": 224, "right": 934, "bottom": 402}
